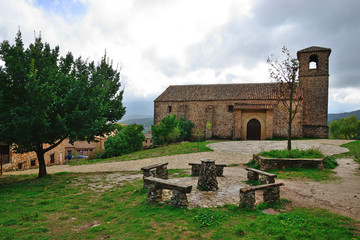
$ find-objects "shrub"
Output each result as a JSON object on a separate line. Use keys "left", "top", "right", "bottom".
{"left": 88, "top": 149, "right": 104, "bottom": 160}
{"left": 330, "top": 115, "right": 360, "bottom": 140}
{"left": 101, "top": 124, "right": 145, "bottom": 158}
{"left": 152, "top": 114, "right": 194, "bottom": 145}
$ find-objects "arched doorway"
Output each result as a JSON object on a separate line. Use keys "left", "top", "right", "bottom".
{"left": 247, "top": 119, "right": 261, "bottom": 140}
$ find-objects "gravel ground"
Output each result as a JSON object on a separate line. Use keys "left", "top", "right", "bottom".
{"left": 3, "top": 139, "right": 351, "bottom": 175}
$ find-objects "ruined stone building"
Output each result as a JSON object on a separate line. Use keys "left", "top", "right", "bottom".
{"left": 154, "top": 46, "right": 331, "bottom": 140}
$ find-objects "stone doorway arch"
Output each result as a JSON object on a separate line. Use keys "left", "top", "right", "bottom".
{"left": 246, "top": 118, "right": 261, "bottom": 140}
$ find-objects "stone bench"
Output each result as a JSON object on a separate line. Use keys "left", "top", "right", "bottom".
{"left": 246, "top": 167, "right": 277, "bottom": 184}
{"left": 239, "top": 183, "right": 284, "bottom": 207}
{"left": 189, "top": 162, "right": 227, "bottom": 177}
{"left": 144, "top": 176, "right": 192, "bottom": 207}
{"left": 141, "top": 162, "right": 168, "bottom": 188}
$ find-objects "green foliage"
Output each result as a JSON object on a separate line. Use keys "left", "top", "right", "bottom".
{"left": 330, "top": 115, "right": 360, "bottom": 139}
{"left": 245, "top": 159, "right": 260, "bottom": 169}
{"left": 151, "top": 114, "right": 194, "bottom": 145}
{"left": 192, "top": 209, "right": 229, "bottom": 228}
{"left": 0, "top": 30, "right": 125, "bottom": 177}
{"left": 323, "top": 155, "right": 339, "bottom": 169}
{"left": 101, "top": 124, "right": 145, "bottom": 158}
{"left": 259, "top": 148, "right": 324, "bottom": 159}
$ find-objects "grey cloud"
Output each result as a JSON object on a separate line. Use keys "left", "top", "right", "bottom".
{"left": 185, "top": 0, "right": 360, "bottom": 95}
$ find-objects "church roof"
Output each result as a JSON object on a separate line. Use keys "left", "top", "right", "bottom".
{"left": 297, "top": 46, "right": 331, "bottom": 53}
{"left": 154, "top": 83, "right": 280, "bottom": 102}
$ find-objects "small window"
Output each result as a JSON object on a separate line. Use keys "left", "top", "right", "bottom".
{"left": 228, "top": 105, "right": 234, "bottom": 113}
{"left": 168, "top": 106, "right": 172, "bottom": 113}
{"left": 50, "top": 153, "right": 55, "bottom": 164}
{"left": 31, "top": 159, "right": 36, "bottom": 167}
{"left": 67, "top": 150, "right": 72, "bottom": 155}
{"left": 309, "top": 54, "right": 318, "bottom": 69}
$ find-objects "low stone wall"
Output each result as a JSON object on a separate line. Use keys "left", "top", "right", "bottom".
{"left": 254, "top": 155, "right": 324, "bottom": 170}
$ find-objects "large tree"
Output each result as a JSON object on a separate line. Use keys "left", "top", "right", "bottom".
{"left": 0, "top": 31, "right": 125, "bottom": 177}
{"left": 267, "top": 47, "right": 302, "bottom": 150}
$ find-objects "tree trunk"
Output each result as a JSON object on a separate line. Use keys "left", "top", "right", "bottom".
{"left": 36, "top": 146, "right": 47, "bottom": 178}
{"left": 288, "top": 115, "right": 292, "bottom": 151}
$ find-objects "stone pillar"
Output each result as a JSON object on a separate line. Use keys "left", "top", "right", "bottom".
{"left": 197, "top": 159, "right": 218, "bottom": 191}
{"left": 147, "top": 186, "right": 162, "bottom": 204}
{"left": 263, "top": 186, "right": 280, "bottom": 203}
{"left": 170, "top": 190, "right": 188, "bottom": 207}
{"left": 247, "top": 171, "right": 259, "bottom": 181}
{"left": 239, "top": 190, "right": 255, "bottom": 207}
{"left": 156, "top": 165, "right": 168, "bottom": 179}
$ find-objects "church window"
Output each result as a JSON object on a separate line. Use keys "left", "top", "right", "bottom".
{"left": 168, "top": 106, "right": 172, "bottom": 113}
{"left": 309, "top": 54, "right": 318, "bottom": 69}
{"left": 228, "top": 105, "right": 234, "bottom": 113}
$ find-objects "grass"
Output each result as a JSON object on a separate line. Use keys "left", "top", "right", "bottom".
{"left": 246, "top": 148, "right": 338, "bottom": 181}
{"left": 0, "top": 173, "right": 358, "bottom": 239}
{"left": 259, "top": 148, "right": 325, "bottom": 159}
{"left": 69, "top": 141, "right": 213, "bottom": 166}
{"left": 341, "top": 140, "right": 360, "bottom": 165}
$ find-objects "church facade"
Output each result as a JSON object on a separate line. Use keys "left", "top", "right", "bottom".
{"left": 154, "top": 46, "right": 331, "bottom": 140}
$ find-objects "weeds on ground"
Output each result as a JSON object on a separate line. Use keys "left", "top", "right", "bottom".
{"left": 0, "top": 173, "right": 358, "bottom": 239}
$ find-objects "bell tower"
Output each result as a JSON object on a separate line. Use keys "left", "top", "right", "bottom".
{"left": 297, "top": 46, "right": 331, "bottom": 138}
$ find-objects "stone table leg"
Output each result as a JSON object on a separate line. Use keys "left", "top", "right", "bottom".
{"left": 197, "top": 159, "right": 218, "bottom": 191}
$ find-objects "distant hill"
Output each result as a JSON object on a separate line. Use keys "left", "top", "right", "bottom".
{"left": 328, "top": 109, "right": 360, "bottom": 124}
{"left": 122, "top": 101, "right": 154, "bottom": 121}
{"left": 120, "top": 118, "right": 153, "bottom": 132}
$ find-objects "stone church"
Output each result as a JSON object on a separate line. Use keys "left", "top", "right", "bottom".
{"left": 154, "top": 46, "right": 331, "bottom": 140}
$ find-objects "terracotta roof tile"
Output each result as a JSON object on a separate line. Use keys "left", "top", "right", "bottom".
{"left": 154, "top": 83, "right": 280, "bottom": 102}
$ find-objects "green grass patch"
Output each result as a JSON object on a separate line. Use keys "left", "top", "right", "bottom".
{"left": 341, "top": 140, "right": 360, "bottom": 165}
{"left": 259, "top": 148, "right": 325, "bottom": 159}
{"left": 0, "top": 173, "right": 358, "bottom": 239}
{"left": 69, "top": 141, "right": 213, "bottom": 166}
{"left": 267, "top": 168, "right": 340, "bottom": 182}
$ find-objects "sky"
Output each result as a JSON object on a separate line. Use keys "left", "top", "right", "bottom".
{"left": 0, "top": 0, "right": 359, "bottom": 113}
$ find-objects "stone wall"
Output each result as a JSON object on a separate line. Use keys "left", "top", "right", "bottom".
{"left": 2, "top": 142, "right": 66, "bottom": 172}
{"left": 154, "top": 99, "right": 303, "bottom": 139}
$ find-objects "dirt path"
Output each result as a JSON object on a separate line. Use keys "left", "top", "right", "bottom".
{"left": 3, "top": 139, "right": 360, "bottom": 221}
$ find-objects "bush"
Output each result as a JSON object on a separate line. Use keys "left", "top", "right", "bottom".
{"left": 330, "top": 115, "right": 360, "bottom": 140}
{"left": 152, "top": 114, "right": 194, "bottom": 145}
{"left": 101, "top": 124, "right": 145, "bottom": 158}
{"left": 88, "top": 149, "right": 104, "bottom": 160}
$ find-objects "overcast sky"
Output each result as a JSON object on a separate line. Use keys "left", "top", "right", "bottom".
{"left": 0, "top": 0, "right": 359, "bottom": 113}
